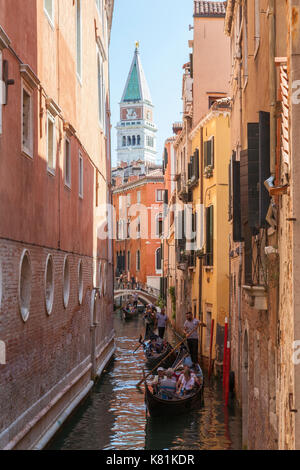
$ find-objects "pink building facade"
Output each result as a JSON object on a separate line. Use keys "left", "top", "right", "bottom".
{"left": 0, "top": 0, "right": 114, "bottom": 449}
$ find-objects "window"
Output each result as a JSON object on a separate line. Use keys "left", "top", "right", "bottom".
{"left": 156, "top": 189, "right": 164, "bottom": 202}
{"left": 97, "top": 51, "right": 105, "bottom": 128}
{"left": 146, "top": 135, "right": 154, "bottom": 147}
{"left": 137, "top": 216, "right": 141, "bottom": 238}
{"left": 44, "top": 0, "right": 54, "bottom": 25}
{"left": 65, "top": 138, "right": 71, "bottom": 187}
{"left": 45, "top": 255, "right": 54, "bottom": 315}
{"left": 155, "top": 248, "right": 162, "bottom": 273}
{"left": 156, "top": 213, "right": 163, "bottom": 238}
{"left": 136, "top": 250, "right": 141, "bottom": 271}
{"left": 204, "top": 137, "right": 214, "bottom": 168}
{"left": 127, "top": 136, "right": 132, "bottom": 146}
{"left": 132, "top": 135, "right": 136, "bottom": 146}
{"left": 137, "top": 135, "right": 141, "bottom": 145}
{"left": 205, "top": 205, "right": 214, "bottom": 266}
{"left": 21, "top": 84, "right": 33, "bottom": 158}
{"left": 254, "top": 0, "right": 260, "bottom": 57}
{"left": 19, "top": 250, "right": 32, "bottom": 322}
{"left": 127, "top": 251, "right": 131, "bottom": 271}
{"left": 79, "top": 152, "right": 83, "bottom": 198}
{"left": 63, "top": 256, "right": 70, "bottom": 309}
{"left": 47, "top": 113, "right": 56, "bottom": 174}
{"left": 78, "top": 260, "right": 83, "bottom": 305}
{"left": 76, "top": 0, "right": 82, "bottom": 79}
{"left": 122, "top": 136, "right": 126, "bottom": 147}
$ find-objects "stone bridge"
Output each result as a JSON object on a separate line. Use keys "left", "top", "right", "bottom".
{"left": 114, "top": 288, "right": 159, "bottom": 305}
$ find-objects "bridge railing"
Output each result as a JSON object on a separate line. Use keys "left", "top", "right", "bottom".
{"left": 114, "top": 277, "right": 160, "bottom": 299}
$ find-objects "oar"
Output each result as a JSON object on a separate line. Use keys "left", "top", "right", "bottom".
{"left": 136, "top": 323, "right": 199, "bottom": 388}
{"left": 133, "top": 335, "right": 144, "bottom": 354}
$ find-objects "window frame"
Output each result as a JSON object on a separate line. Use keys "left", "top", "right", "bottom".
{"left": 136, "top": 250, "right": 141, "bottom": 272}
{"left": 156, "top": 189, "right": 164, "bottom": 202}
{"left": 155, "top": 247, "right": 162, "bottom": 274}
{"left": 47, "top": 111, "right": 56, "bottom": 175}
{"left": 64, "top": 136, "right": 71, "bottom": 188}
{"left": 79, "top": 151, "right": 84, "bottom": 199}
{"left": 76, "top": 0, "right": 82, "bottom": 82}
{"left": 44, "top": 0, "right": 54, "bottom": 28}
{"left": 21, "top": 80, "right": 34, "bottom": 159}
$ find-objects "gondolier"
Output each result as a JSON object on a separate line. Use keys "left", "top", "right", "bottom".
{"left": 184, "top": 312, "right": 200, "bottom": 364}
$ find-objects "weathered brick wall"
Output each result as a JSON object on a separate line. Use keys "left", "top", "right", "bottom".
{"left": 0, "top": 239, "right": 113, "bottom": 449}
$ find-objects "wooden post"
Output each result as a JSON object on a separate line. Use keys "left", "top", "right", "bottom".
{"left": 225, "top": 341, "right": 231, "bottom": 406}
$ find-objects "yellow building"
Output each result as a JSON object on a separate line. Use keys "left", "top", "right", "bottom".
{"left": 189, "top": 99, "right": 231, "bottom": 372}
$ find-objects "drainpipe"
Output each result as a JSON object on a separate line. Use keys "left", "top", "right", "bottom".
{"left": 269, "top": 0, "right": 276, "bottom": 177}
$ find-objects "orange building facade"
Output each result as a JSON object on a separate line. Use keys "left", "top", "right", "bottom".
{"left": 113, "top": 167, "right": 164, "bottom": 291}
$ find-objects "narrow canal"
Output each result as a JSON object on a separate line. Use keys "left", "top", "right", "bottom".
{"left": 48, "top": 314, "right": 242, "bottom": 450}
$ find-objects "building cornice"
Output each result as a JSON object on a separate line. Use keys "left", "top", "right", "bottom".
{"left": 113, "top": 175, "right": 164, "bottom": 194}
{"left": 189, "top": 104, "right": 231, "bottom": 140}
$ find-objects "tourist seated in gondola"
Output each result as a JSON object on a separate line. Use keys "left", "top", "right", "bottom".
{"left": 147, "top": 367, "right": 165, "bottom": 394}
{"left": 147, "top": 336, "right": 164, "bottom": 355}
{"left": 176, "top": 366, "right": 199, "bottom": 396}
{"left": 159, "top": 369, "right": 177, "bottom": 399}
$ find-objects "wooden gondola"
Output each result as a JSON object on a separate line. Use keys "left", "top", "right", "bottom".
{"left": 144, "top": 347, "right": 204, "bottom": 417}
{"left": 145, "top": 381, "right": 204, "bottom": 418}
{"left": 121, "top": 307, "right": 138, "bottom": 321}
{"left": 143, "top": 334, "right": 176, "bottom": 369}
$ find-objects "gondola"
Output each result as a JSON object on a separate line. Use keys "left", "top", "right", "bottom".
{"left": 145, "top": 381, "right": 204, "bottom": 418}
{"left": 121, "top": 307, "right": 138, "bottom": 321}
{"left": 144, "top": 347, "right": 204, "bottom": 417}
{"left": 142, "top": 334, "right": 176, "bottom": 369}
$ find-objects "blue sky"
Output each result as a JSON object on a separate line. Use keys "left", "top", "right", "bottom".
{"left": 109, "top": 0, "right": 194, "bottom": 166}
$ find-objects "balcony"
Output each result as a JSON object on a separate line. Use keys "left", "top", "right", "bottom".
{"left": 243, "top": 285, "right": 268, "bottom": 311}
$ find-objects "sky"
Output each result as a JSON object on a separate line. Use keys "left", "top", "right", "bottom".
{"left": 109, "top": 0, "right": 195, "bottom": 167}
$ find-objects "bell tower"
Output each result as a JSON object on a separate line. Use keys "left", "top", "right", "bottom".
{"left": 116, "top": 43, "right": 157, "bottom": 165}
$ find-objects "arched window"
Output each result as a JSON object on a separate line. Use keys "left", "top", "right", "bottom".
{"left": 127, "top": 136, "right": 131, "bottom": 146}
{"left": 137, "top": 135, "right": 141, "bottom": 146}
{"left": 132, "top": 135, "right": 136, "bottom": 146}
{"left": 156, "top": 248, "right": 162, "bottom": 273}
{"left": 122, "top": 136, "right": 126, "bottom": 147}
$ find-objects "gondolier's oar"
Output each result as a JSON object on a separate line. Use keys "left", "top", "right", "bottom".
{"left": 133, "top": 335, "right": 144, "bottom": 354}
{"left": 136, "top": 323, "right": 199, "bottom": 388}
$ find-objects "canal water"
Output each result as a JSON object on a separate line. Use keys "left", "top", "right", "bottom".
{"left": 48, "top": 313, "right": 242, "bottom": 450}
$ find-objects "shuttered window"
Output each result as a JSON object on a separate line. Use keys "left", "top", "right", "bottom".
{"left": 204, "top": 137, "right": 214, "bottom": 168}
{"left": 247, "top": 123, "right": 260, "bottom": 232}
{"left": 205, "top": 205, "right": 214, "bottom": 266}
{"left": 259, "top": 111, "right": 270, "bottom": 227}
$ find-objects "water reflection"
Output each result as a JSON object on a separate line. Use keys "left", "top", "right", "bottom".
{"left": 48, "top": 314, "right": 242, "bottom": 450}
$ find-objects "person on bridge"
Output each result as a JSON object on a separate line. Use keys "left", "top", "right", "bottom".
{"left": 156, "top": 308, "right": 168, "bottom": 339}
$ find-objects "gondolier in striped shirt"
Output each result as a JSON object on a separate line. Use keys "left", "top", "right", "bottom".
{"left": 184, "top": 312, "right": 200, "bottom": 365}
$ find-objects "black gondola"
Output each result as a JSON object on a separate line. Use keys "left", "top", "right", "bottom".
{"left": 121, "top": 307, "right": 138, "bottom": 321}
{"left": 142, "top": 334, "right": 176, "bottom": 369}
{"left": 145, "top": 381, "right": 204, "bottom": 418}
{"left": 144, "top": 347, "right": 204, "bottom": 417}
